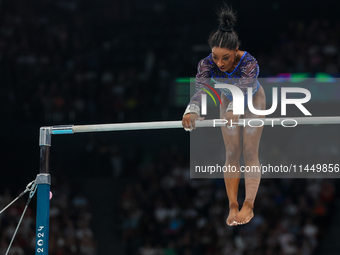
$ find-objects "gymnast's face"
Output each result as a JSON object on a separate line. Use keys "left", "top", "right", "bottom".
{"left": 212, "top": 47, "right": 238, "bottom": 72}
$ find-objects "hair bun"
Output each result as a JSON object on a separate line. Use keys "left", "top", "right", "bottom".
{"left": 218, "top": 5, "right": 237, "bottom": 31}
{"left": 209, "top": 4, "right": 240, "bottom": 49}
{"left": 219, "top": 26, "right": 233, "bottom": 33}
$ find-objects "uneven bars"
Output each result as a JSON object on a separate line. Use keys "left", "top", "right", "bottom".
{"left": 44, "top": 116, "right": 340, "bottom": 135}
{"left": 35, "top": 115, "right": 340, "bottom": 255}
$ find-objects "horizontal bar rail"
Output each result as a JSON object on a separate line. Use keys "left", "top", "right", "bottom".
{"left": 39, "top": 116, "right": 340, "bottom": 146}
{"left": 54, "top": 116, "right": 340, "bottom": 134}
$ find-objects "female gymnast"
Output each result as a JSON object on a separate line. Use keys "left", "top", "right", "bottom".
{"left": 182, "top": 6, "right": 266, "bottom": 226}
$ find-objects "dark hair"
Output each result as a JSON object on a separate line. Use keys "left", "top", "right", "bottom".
{"left": 208, "top": 5, "right": 240, "bottom": 50}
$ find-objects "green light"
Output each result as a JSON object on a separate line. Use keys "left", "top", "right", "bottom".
{"left": 175, "top": 77, "right": 193, "bottom": 83}
{"left": 315, "top": 73, "right": 335, "bottom": 83}
{"left": 290, "top": 73, "right": 309, "bottom": 83}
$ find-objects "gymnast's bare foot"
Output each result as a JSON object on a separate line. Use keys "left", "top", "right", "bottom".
{"left": 226, "top": 203, "right": 239, "bottom": 226}
{"left": 233, "top": 201, "right": 254, "bottom": 225}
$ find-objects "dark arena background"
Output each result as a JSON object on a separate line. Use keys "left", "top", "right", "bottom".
{"left": 1, "top": 0, "right": 340, "bottom": 254}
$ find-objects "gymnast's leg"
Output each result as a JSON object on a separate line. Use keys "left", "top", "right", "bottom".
{"left": 233, "top": 85, "right": 266, "bottom": 225}
{"left": 220, "top": 93, "right": 242, "bottom": 226}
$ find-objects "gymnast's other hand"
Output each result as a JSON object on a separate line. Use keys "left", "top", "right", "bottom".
{"left": 182, "top": 113, "right": 205, "bottom": 131}
{"left": 224, "top": 111, "right": 240, "bottom": 129}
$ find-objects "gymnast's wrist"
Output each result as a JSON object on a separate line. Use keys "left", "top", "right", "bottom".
{"left": 183, "top": 104, "right": 200, "bottom": 118}
{"left": 226, "top": 101, "right": 233, "bottom": 112}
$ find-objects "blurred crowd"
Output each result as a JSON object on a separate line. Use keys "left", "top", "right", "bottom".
{"left": 0, "top": 175, "right": 96, "bottom": 255}
{"left": 257, "top": 20, "right": 340, "bottom": 76}
{"left": 2, "top": 1, "right": 340, "bottom": 124}
{"left": 0, "top": 0, "right": 177, "bottom": 124}
{"left": 119, "top": 145, "right": 336, "bottom": 255}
